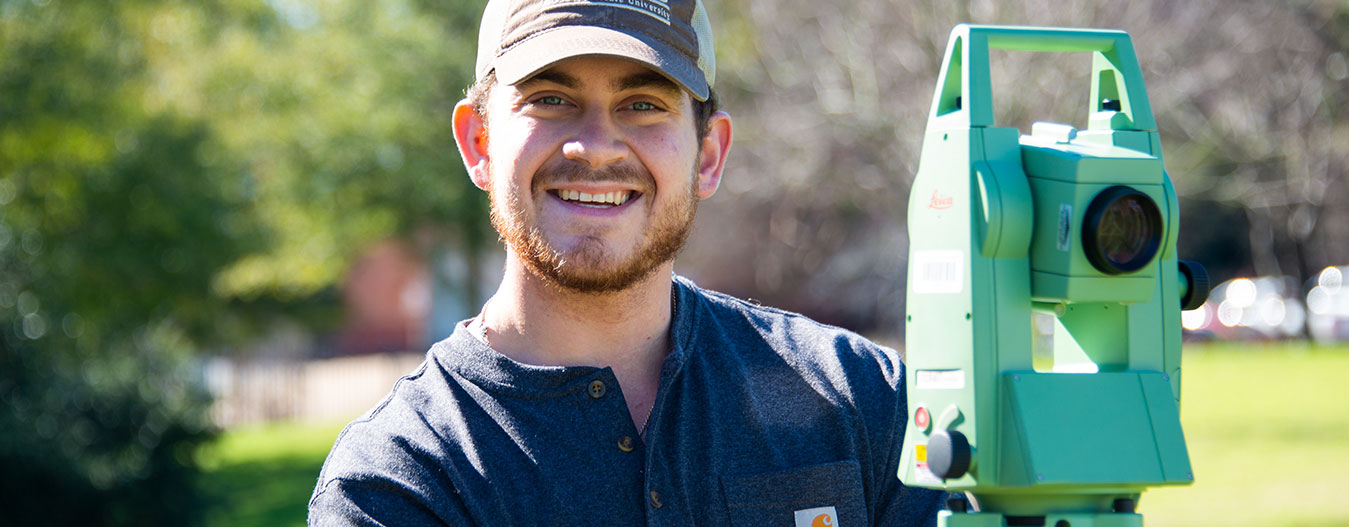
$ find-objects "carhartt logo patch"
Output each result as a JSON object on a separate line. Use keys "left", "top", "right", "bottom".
{"left": 554, "top": 0, "right": 672, "bottom": 24}
{"left": 794, "top": 506, "right": 838, "bottom": 527}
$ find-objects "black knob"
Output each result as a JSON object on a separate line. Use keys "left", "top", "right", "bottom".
{"left": 928, "top": 429, "right": 971, "bottom": 480}
{"left": 1178, "top": 260, "right": 1210, "bottom": 311}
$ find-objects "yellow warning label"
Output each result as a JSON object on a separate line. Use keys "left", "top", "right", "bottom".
{"left": 915, "top": 444, "right": 927, "bottom": 464}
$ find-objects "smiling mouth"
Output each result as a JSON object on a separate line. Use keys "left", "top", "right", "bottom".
{"left": 552, "top": 189, "right": 636, "bottom": 208}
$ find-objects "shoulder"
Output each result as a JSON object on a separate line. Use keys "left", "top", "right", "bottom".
{"left": 309, "top": 337, "right": 476, "bottom": 519}
{"left": 311, "top": 356, "right": 434, "bottom": 487}
{"left": 679, "top": 277, "right": 902, "bottom": 374}
{"left": 675, "top": 276, "right": 905, "bottom": 399}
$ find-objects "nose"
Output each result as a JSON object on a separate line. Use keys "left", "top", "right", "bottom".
{"left": 561, "top": 110, "right": 629, "bottom": 168}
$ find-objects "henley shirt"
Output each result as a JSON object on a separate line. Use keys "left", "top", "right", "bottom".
{"left": 309, "top": 276, "right": 945, "bottom": 526}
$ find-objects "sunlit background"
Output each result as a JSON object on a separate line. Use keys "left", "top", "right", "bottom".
{"left": 1178, "top": 266, "right": 1349, "bottom": 341}
{"left": 2, "top": 0, "right": 1348, "bottom": 525}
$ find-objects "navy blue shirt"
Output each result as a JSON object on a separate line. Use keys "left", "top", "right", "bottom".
{"left": 310, "top": 276, "right": 945, "bottom": 526}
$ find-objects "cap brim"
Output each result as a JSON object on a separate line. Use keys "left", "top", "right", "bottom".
{"left": 494, "top": 26, "right": 710, "bottom": 101}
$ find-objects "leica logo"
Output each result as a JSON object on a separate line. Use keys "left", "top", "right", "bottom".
{"left": 928, "top": 190, "right": 954, "bottom": 210}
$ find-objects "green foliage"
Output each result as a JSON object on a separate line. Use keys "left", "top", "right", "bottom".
{"left": 0, "top": 0, "right": 490, "bottom": 523}
{"left": 136, "top": 0, "right": 491, "bottom": 300}
{"left": 0, "top": 326, "right": 216, "bottom": 526}
{"left": 1, "top": 2, "right": 245, "bottom": 523}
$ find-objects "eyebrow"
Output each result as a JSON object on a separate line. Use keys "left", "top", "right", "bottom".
{"left": 516, "top": 67, "right": 682, "bottom": 99}
{"left": 612, "top": 70, "right": 680, "bottom": 98}
{"left": 517, "top": 69, "right": 581, "bottom": 91}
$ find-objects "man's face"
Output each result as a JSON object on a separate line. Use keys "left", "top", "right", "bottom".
{"left": 474, "top": 57, "right": 717, "bottom": 293}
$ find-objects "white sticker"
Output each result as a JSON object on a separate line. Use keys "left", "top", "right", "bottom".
{"left": 912, "top": 444, "right": 942, "bottom": 485}
{"left": 1057, "top": 203, "right": 1073, "bottom": 251}
{"left": 912, "top": 250, "right": 964, "bottom": 294}
{"left": 795, "top": 506, "right": 840, "bottom": 527}
{"left": 916, "top": 369, "right": 965, "bottom": 390}
{"left": 914, "top": 465, "right": 942, "bottom": 486}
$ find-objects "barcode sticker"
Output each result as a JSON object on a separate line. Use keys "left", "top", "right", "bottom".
{"left": 912, "top": 250, "right": 964, "bottom": 294}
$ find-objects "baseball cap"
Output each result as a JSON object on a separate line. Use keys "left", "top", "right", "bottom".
{"left": 474, "top": 0, "right": 716, "bottom": 101}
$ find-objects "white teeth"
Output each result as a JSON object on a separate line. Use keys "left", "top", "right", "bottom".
{"left": 558, "top": 190, "right": 633, "bottom": 206}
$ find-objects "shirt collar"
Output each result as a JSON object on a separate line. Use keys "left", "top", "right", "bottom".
{"left": 435, "top": 323, "right": 602, "bottom": 398}
{"left": 436, "top": 276, "right": 703, "bottom": 397}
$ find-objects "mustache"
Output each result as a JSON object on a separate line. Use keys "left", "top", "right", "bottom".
{"left": 531, "top": 161, "right": 654, "bottom": 192}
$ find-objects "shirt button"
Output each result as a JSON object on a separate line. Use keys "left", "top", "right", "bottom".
{"left": 648, "top": 490, "right": 663, "bottom": 509}
{"left": 617, "top": 436, "right": 635, "bottom": 452}
{"left": 588, "top": 380, "right": 606, "bottom": 399}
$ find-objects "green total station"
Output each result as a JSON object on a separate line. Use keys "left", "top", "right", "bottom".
{"left": 900, "top": 25, "right": 1211, "bottom": 526}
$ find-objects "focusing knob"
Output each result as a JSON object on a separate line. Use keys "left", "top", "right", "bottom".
{"left": 1178, "top": 260, "right": 1210, "bottom": 311}
{"left": 928, "top": 429, "right": 972, "bottom": 480}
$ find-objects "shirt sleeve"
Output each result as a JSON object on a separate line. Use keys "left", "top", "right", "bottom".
{"left": 308, "top": 475, "right": 474, "bottom": 527}
{"left": 307, "top": 408, "right": 477, "bottom": 527}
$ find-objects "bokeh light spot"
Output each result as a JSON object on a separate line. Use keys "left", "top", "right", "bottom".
{"left": 1226, "top": 278, "right": 1258, "bottom": 308}
{"left": 1318, "top": 266, "right": 1342, "bottom": 292}
{"left": 22, "top": 313, "right": 47, "bottom": 339}
{"left": 1181, "top": 303, "right": 1210, "bottom": 330}
{"left": 1217, "top": 299, "right": 1244, "bottom": 327}
{"left": 1307, "top": 286, "right": 1331, "bottom": 315}
{"left": 1259, "top": 297, "right": 1286, "bottom": 327}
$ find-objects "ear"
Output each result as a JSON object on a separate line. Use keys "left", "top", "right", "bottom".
{"left": 452, "top": 99, "right": 491, "bottom": 191}
{"left": 695, "top": 110, "right": 733, "bottom": 200}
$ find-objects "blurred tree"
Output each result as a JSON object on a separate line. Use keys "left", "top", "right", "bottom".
{"left": 0, "top": 0, "right": 490, "bottom": 523}
{"left": 0, "top": 1, "right": 248, "bottom": 524}
{"left": 1151, "top": 2, "right": 1349, "bottom": 296}
{"left": 132, "top": 0, "right": 491, "bottom": 306}
{"left": 687, "top": 0, "right": 1349, "bottom": 337}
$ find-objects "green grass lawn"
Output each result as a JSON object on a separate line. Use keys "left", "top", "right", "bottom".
{"left": 1141, "top": 343, "right": 1349, "bottom": 526}
{"left": 198, "top": 420, "right": 348, "bottom": 527}
{"left": 197, "top": 343, "right": 1349, "bottom": 526}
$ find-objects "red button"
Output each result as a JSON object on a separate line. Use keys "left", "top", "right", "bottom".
{"left": 915, "top": 406, "right": 930, "bottom": 430}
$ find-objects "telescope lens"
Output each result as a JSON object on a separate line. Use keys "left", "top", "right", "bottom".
{"left": 1083, "top": 186, "right": 1162, "bottom": 274}
{"left": 1101, "top": 198, "right": 1150, "bottom": 260}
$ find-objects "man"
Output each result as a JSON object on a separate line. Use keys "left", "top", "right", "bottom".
{"left": 309, "top": 0, "right": 947, "bottom": 524}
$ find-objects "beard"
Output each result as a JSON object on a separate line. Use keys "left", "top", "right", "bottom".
{"left": 488, "top": 160, "right": 699, "bottom": 294}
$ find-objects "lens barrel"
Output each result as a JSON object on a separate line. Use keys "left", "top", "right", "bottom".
{"left": 1082, "top": 185, "right": 1162, "bottom": 275}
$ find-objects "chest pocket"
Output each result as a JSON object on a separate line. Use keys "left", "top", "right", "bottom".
{"left": 721, "top": 460, "right": 866, "bottom": 527}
